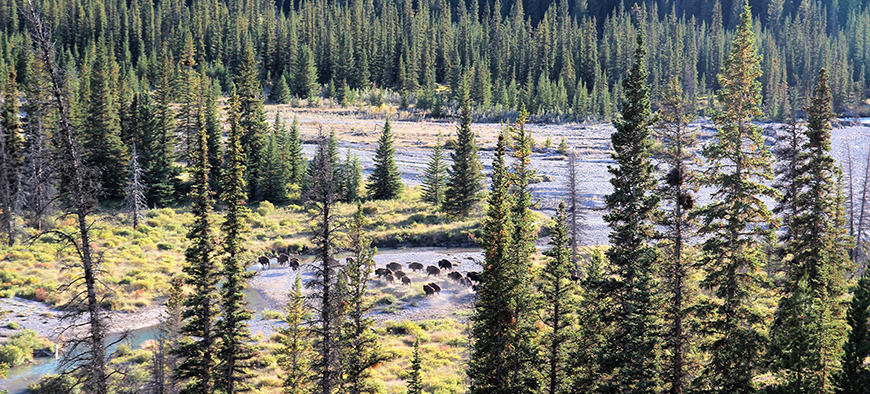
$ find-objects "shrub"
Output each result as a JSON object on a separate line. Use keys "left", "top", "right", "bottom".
{"left": 261, "top": 309, "right": 284, "bottom": 320}
{"left": 257, "top": 201, "right": 276, "bottom": 216}
{"left": 33, "top": 288, "right": 47, "bottom": 302}
{"left": 6, "top": 322, "right": 18, "bottom": 329}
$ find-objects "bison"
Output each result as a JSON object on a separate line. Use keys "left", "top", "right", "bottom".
{"left": 466, "top": 271, "right": 481, "bottom": 283}
{"left": 423, "top": 284, "right": 435, "bottom": 296}
{"left": 375, "top": 268, "right": 393, "bottom": 278}
{"left": 277, "top": 253, "right": 290, "bottom": 267}
{"left": 401, "top": 276, "right": 412, "bottom": 286}
{"left": 428, "top": 282, "right": 441, "bottom": 294}
{"left": 460, "top": 277, "right": 473, "bottom": 288}
{"left": 426, "top": 265, "right": 441, "bottom": 276}
{"left": 288, "top": 258, "right": 300, "bottom": 270}
{"left": 387, "top": 262, "right": 403, "bottom": 272}
{"left": 258, "top": 255, "right": 270, "bottom": 269}
{"left": 438, "top": 259, "right": 452, "bottom": 271}
{"left": 384, "top": 274, "right": 395, "bottom": 283}
{"left": 408, "top": 262, "right": 424, "bottom": 272}
{"left": 447, "top": 271, "right": 463, "bottom": 282}
{"left": 393, "top": 271, "right": 406, "bottom": 279}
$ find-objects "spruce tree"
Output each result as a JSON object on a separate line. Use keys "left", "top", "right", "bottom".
{"left": 294, "top": 45, "right": 319, "bottom": 100}
{"left": 174, "top": 113, "right": 220, "bottom": 394}
{"left": 540, "top": 201, "right": 576, "bottom": 394}
{"left": 177, "top": 33, "right": 201, "bottom": 162}
{"left": 442, "top": 93, "right": 482, "bottom": 216}
{"left": 0, "top": 65, "right": 22, "bottom": 245}
{"left": 769, "top": 69, "right": 852, "bottom": 393}
{"left": 306, "top": 131, "right": 344, "bottom": 394}
{"left": 366, "top": 117, "right": 403, "bottom": 200}
{"left": 236, "top": 38, "right": 269, "bottom": 202}
{"left": 287, "top": 116, "right": 305, "bottom": 187}
{"left": 421, "top": 132, "right": 446, "bottom": 206}
{"left": 216, "top": 88, "right": 257, "bottom": 394}
{"left": 835, "top": 273, "right": 870, "bottom": 393}
{"left": 81, "top": 39, "right": 128, "bottom": 200}
{"left": 406, "top": 337, "right": 423, "bottom": 394}
{"left": 340, "top": 203, "right": 385, "bottom": 394}
{"left": 204, "top": 79, "right": 224, "bottom": 195}
{"left": 261, "top": 114, "right": 290, "bottom": 203}
{"left": 599, "top": 30, "right": 662, "bottom": 394}
{"left": 653, "top": 78, "right": 698, "bottom": 394}
{"left": 342, "top": 149, "right": 362, "bottom": 203}
{"left": 271, "top": 72, "right": 292, "bottom": 104}
{"left": 276, "top": 273, "right": 312, "bottom": 394}
{"left": 693, "top": 4, "right": 777, "bottom": 393}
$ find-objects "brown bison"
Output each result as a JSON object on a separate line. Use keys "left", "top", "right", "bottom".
{"left": 408, "top": 262, "right": 424, "bottom": 272}
{"left": 375, "top": 268, "right": 393, "bottom": 278}
{"left": 393, "top": 271, "right": 406, "bottom": 279}
{"left": 258, "top": 255, "right": 270, "bottom": 269}
{"left": 466, "top": 271, "right": 481, "bottom": 282}
{"left": 438, "top": 259, "right": 453, "bottom": 271}
{"left": 387, "top": 262, "right": 403, "bottom": 272}
{"left": 384, "top": 274, "right": 395, "bottom": 283}
{"left": 401, "top": 276, "right": 412, "bottom": 286}
{"left": 460, "top": 277, "right": 473, "bottom": 288}
{"left": 426, "top": 265, "right": 441, "bottom": 276}
{"left": 447, "top": 271, "right": 463, "bottom": 282}
{"left": 288, "top": 258, "right": 300, "bottom": 270}
{"left": 277, "top": 253, "right": 290, "bottom": 267}
{"left": 428, "top": 282, "right": 441, "bottom": 294}
{"left": 423, "top": 284, "right": 435, "bottom": 296}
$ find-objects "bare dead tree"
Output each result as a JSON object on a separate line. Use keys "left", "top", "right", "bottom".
{"left": 124, "top": 144, "right": 148, "bottom": 230}
{"left": 566, "top": 149, "right": 585, "bottom": 272}
{"left": 24, "top": 3, "right": 116, "bottom": 393}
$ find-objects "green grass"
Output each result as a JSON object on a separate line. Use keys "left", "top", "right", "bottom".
{"left": 0, "top": 186, "right": 482, "bottom": 311}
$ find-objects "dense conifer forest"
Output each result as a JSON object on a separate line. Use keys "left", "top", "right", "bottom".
{"left": 0, "top": 1, "right": 870, "bottom": 394}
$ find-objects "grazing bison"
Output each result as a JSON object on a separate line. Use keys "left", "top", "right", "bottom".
{"left": 384, "top": 274, "right": 395, "bottom": 283}
{"left": 387, "top": 262, "right": 403, "bottom": 272}
{"left": 438, "top": 259, "right": 453, "bottom": 271}
{"left": 447, "top": 271, "right": 463, "bottom": 282}
{"left": 408, "top": 262, "right": 424, "bottom": 272}
{"left": 393, "top": 271, "right": 406, "bottom": 279}
{"left": 428, "top": 282, "right": 442, "bottom": 294}
{"left": 401, "top": 276, "right": 411, "bottom": 286}
{"left": 375, "top": 268, "right": 392, "bottom": 278}
{"left": 423, "top": 284, "right": 435, "bottom": 296}
{"left": 288, "top": 258, "right": 300, "bottom": 270}
{"left": 466, "top": 271, "right": 481, "bottom": 283}
{"left": 258, "top": 255, "right": 270, "bottom": 269}
{"left": 426, "top": 266, "right": 441, "bottom": 276}
{"left": 277, "top": 253, "right": 290, "bottom": 267}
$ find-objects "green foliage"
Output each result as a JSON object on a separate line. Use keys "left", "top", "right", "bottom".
{"left": 275, "top": 274, "right": 312, "bottom": 394}
{"left": 367, "top": 118, "right": 403, "bottom": 200}
{"left": 0, "top": 329, "right": 53, "bottom": 367}
{"left": 694, "top": 5, "right": 778, "bottom": 393}
{"left": 293, "top": 45, "right": 319, "bottom": 100}
{"left": 421, "top": 133, "right": 447, "bottom": 206}
{"left": 442, "top": 97, "right": 482, "bottom": 217}
{"left": 271, "top": 73, "right": 292, "bottom": 104}
{"left": 406, "top": 337, "right": 423, "bottom": 394}
{"left": 599, "top": 30, "right": 663, "bottom": 394}
{"left": 835, "top": 273, "right": 870, "bottom": 393}
{"left": 236, "top": 38, "right": 270, "bottom": 202}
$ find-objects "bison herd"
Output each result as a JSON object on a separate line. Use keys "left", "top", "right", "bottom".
{"left": 255, "top": 251, "right": 481, "bottom": 299}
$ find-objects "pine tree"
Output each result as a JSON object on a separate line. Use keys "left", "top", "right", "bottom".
{"left": 406, "top": 337, "right": 423, "bottom": 394}
{"left": 216, "top": 88, "right": 257, "bottom": 394}
{"left": 236, "top": 38, "right": 269, "bottom": 202}
{"left": 769, "top": 69, "right": 852, "bottom": 394}
{"left": 294, "top": 45, "right": 319, "bottom": 100}
{"left": 693, "top": 4, "right": 777, "bottom": 393}
{"left": 81, "top": 39, "right": 128, "bottom": 200}
{"left": 366, "top": 117, "right": 403, "bottom": 200}
{"left": 173, "top": 112, "right": 220, "bottom": 394}
{"left": 599, "top": 30, "right": 662, "bottom": 394}
{"left": 834, "top": 273, "right": 870, "bottom": 393}
{"left": 287, "top": 116, "right": 306, "bottom": 187}
{"left": 271, "top": 72, "right": 292, "bottom": 104}
{"left": 149, "top": 47, "right": 179, "bottom": 207}
{"left": 540, "top": 201, "right": 576, "bottom": 394}
{"left": 261, "top": 114, "right": 290, "bottom": 203}
{"left": 340, "top": 203, "right": 385, "bottom": 394}
{"left": 442, "top": 94, "right": 482, "bottom": 216}
{"left": 342, "top": 149, "right": 362, "bottom": 203}
{"left": 204, "top": 79, "right": 224, "bottom": 196}
{"left": 421, "top": 132, "right": 446, "bottom": 206}
{"left": 154, "top": 276, "right": 184, "bottom": 394}
{"left": 0, "top": 65, "right": 22, "bottom": 245}
{"left": 177, "top": 33, "right": 201, "bottom": 162}
{"left": 653, "top": 78, "right": 698, "bottom": 394}
{"left": 276, "top": 273, "right": 312, "bottom": 394}
{"left": 306, "top": 130, "right": 344, "bottom": 394}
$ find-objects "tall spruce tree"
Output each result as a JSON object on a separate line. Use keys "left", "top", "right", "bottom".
{"left": 0, "top": 65, "right": 22, "bottom": 245}
{"left": 306, "top": 131, "right": 344, "bottom": 394}
{"left": 442, "top": 93, "right": 482, "bottom": 216}
{"left": 174, "top": 113, "right": 219, "bottom": 394}
{"left": 294, "top": 45, "right": 319, "bottom": 100}
{"left": 81, "top": 39, "right": 128, "bottom": 200}
{"left": 236, "top": 37, "right": 269, "bottom": 202}
{"left": 287, "top": 116, "right": 306, "bottom": 187}
{"left": 366, "top": 117, "right": 402, "bottom": 200}
{"left": 599, "top": 30, "right": 663, "bottom": 394}
{"left": 406, "top": 337, "right": 423, "bottom": 394}
{"left": 261, "top": 114, "right": 290, "bottom": 203}
{"left": 693, "top": 4, "right": 777, "bottom": 393}
{"left": 204, "top": 79, "right": 224, "bottom": 195}
{"left": 339, "top": 203, "right": 385, "bottom": 394}
{"left": 653, "top": 78, "right": 699, "bottom": 394}
{"left": 540, "top": 201, "right": 576, "bottom": 394}
{"left": 216, "top": 88, "right": 257, "bottom": 394}
{"left": 276, "top": 273, "right": 312, "bottom": 394}
{"left": 342, "top": 149, "right": 362, "bottom": 203}
{"left": 421, "top": 132, "right": 447, "bottom": 206}
{"left": 768, "top": 69, "right": 852, "bottom": 394}
{"left": 149, "top": 46, "right": 179, "bottom": 207}
{"left": 468, "top": 112, "right": 540, "bottom": 393}
{"left": 834, "top": 272, "right": 870, "bottom": 393}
